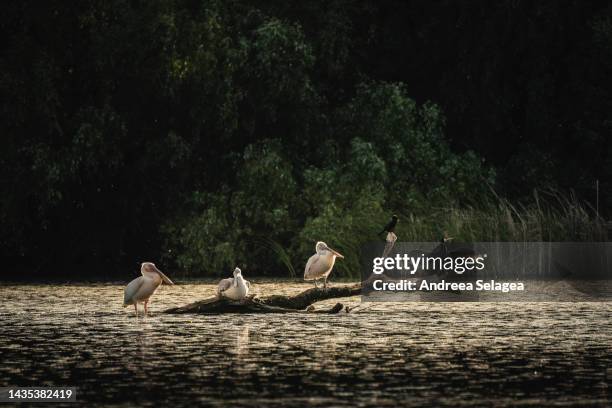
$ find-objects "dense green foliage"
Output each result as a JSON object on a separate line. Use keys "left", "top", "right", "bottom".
{"left": 1, "top": 1, "right": 610, "bottom": 277}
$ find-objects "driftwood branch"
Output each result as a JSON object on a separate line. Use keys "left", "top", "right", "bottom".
{"left": 260, "top": 284, "right": 362, "bottom": 309}
{"left": 164, "top": 284, "right": 362, "bottom": 314}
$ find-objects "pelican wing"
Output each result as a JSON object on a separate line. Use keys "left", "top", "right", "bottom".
{"left": 124, "top": 276, "right": 145, "bottom": 306}
{"left": 217, "top": 278, "right": 234, "bottom": 295}
{"left": 306, "top": 253, "right": 336, "bottom": 280}
{"left": 304, "top": 254, "right": 319, "bottom": 279}
{"left": 304, "top": 253, "right": 336, "bottom": 280}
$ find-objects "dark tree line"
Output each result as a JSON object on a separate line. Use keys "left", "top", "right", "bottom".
{"left": 1, "top": 1, "right": 610, "bottom": 278}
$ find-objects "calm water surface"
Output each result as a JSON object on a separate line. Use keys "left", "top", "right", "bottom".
{"left": 0, "top": 281, "right": 610, "bottom": 407}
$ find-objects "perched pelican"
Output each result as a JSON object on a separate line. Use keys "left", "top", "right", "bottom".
{"left": 217, "top": 267, "right": 251, "bottom": 300}
{"left": 123, "top": 262, "right": 174, "bottom": 316}
{"left": 304, "top": 241, "right": 344, "bottom": 288}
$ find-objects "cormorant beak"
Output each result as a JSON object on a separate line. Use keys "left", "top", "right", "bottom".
{"left": 326, "top": 246, "right": 344, "bottom": 259}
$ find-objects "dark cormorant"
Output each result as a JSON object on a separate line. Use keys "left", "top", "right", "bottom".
{"left": 378, "top": 215, "right": 399, "bottom": 237}
{"left": 379, "top": 215, "right": 399, "bottom": 257}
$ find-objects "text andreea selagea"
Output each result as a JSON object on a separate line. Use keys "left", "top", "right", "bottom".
{"left": 372, "top": 279, "right": 525, "bottom": 293}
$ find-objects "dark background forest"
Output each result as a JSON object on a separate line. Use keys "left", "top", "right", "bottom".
{"left": 1, "top": 0, "right": 611, "bottom": 279}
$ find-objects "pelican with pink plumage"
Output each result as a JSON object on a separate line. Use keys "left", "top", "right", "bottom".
{"left": 123, "top": 262, "right": 174, "bottom": 316}
{"left": 304, "top": 241, "right": 344, "bottom": 289}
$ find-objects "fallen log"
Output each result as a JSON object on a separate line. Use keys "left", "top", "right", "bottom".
{"left": 164, "top": 283, "right": 362, "bottom": 314}
{"left": 261, "top": 284, "right": 362, "bottom": 309}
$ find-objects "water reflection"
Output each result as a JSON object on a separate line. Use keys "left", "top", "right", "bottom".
{"left": 0, "top": 282, "right": 610, "bottom": 407}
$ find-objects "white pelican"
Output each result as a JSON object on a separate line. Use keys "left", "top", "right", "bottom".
{"left": 123, "top": 262, "right": 174, "bottom": 316}
{"left": 217, "top": 267, "right": 251, "bottom": 300}
{"left": 304, "top": 241, "right": 344, "bottom": 288}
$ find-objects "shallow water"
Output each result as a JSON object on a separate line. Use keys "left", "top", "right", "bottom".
{"left": 0, "top": 281, "right": 610, "bottom": 407}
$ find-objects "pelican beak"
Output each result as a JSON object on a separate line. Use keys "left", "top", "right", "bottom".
{"left": 326, "top": 246, "right": 344, "bottom": 259}
{"left": 152, "top": 265, "right": 174, "bottom": 285}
